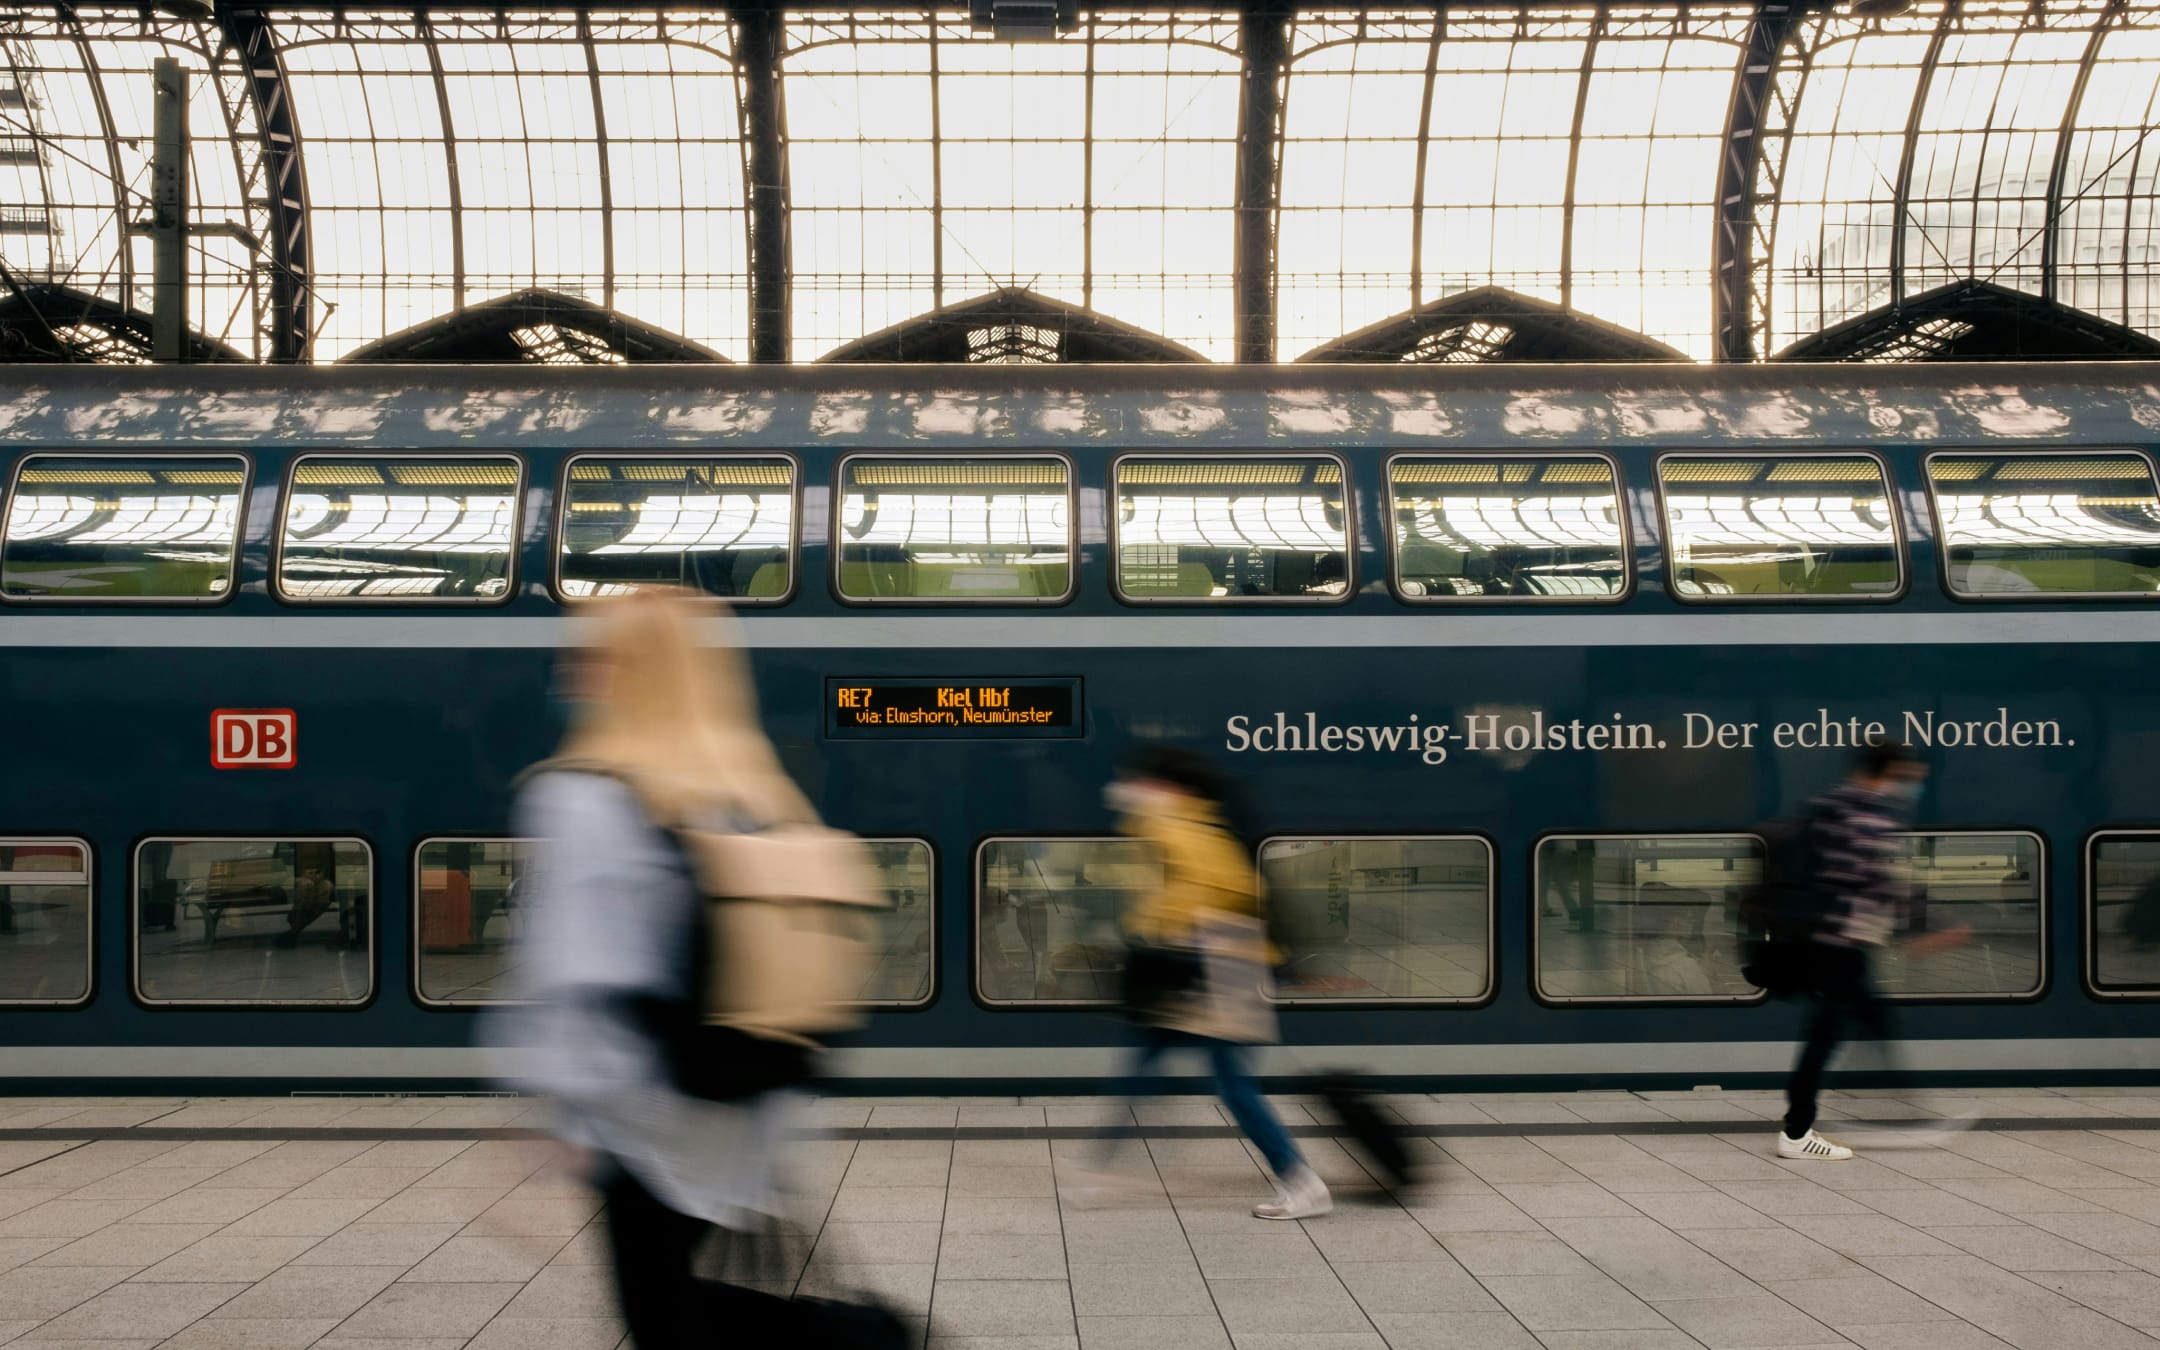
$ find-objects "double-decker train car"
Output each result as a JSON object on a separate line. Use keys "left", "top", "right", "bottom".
{"left": 1, "top": 361, "right": 2157, "bottom": 1090}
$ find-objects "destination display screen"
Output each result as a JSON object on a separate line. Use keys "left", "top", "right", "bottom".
{"left": 827, "top": 678, "right": 1082, "bottom": 739}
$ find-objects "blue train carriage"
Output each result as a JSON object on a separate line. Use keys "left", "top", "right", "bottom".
{"left": 0, "top": 362, "right": 2156, "bottom": 1089}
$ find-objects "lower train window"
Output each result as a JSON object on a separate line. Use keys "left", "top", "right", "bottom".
{"left": 1113, "top": 458, "right": 1349, "bottom": 601}
{"left": 1257, "top": 837, "right": 1492, "bottom": 1004}
{"left": 2090, "top": 832, "right": 2160, "bottom": 996}
{"left": 557, "top": 457, "right": 795, "bottom": 602}
{"left": 837, "top": 457, "right": 1072, "bottom": 603}
{"left": 414, "top": 836, "right": 934, "bottom": 1008}
{"left": 277, "top": 457, "right": 520, "bottom": 602}
{"left": 1535, "top": 834, "right": 1764, "bottom": 1002}
{"left": 977, "top": 838, "right": 1159, "bottom": 1005}
{"left": 2, "top": 455, "right": 247, "bottom": 602}
{"left": 1874, "top": 832, "right": 2043, "bottom": 1000}
{"left": 415, "top": 839, "right": 529, "bottom": 1006}
{"left": 135, "top": 838, "right": 373, "bottom": 1006}
{"left": 1389, "top": 457, "right": 1629, "bottom": 601}
{"left": 1927, "top": 454, "right": 2160, "bottom": 597}
{"left": 0, "top": 840, "right": 92, "bottom": 1004}
{"left": 1658, "top": 456, "right": 1902, "bottom": 601}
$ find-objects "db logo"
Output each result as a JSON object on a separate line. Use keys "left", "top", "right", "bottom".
{"left": 211, "top": 709, "right": 296, "bottom": 769}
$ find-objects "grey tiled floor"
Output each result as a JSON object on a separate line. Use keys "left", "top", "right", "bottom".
{"left": 1, "top": 1090, "right": 2160, "bottom": 1346}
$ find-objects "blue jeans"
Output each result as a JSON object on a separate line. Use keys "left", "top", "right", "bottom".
{"left": 1113, "top": 1027, "right": 1301, "bottom": 1178}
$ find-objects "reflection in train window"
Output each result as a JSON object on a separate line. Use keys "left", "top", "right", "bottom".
{"left": 1, "top": 455, "right": 247, "bottom": 602}
{"left": 1928, "top": 454, "right": 2160, "bottom": 597}
{"left": 1114, "top": 458, "right": 1348, "bottom": 601}
{"left": 837, "top": 458, "right": 1072, "bottom": 602}
{"left": 0, "top": 839, "right": 91, "bottom": 1004}
{"left": 1875, "top": 832, "right": 2042, "bottom": 999}
{"left": 558, "top": 457, "right": 794, "bottom": 601}
{"left": 1658, "top": 456, "right": 1901, "bottom": 600}
{"left": 1258, "top": 837, "right": 1491, "bottom": 1003}
{"left": 2090, "top": 833, "right": 2160, "bottom": 995}
{"left": 977, "top": 838, "right": 1158, "bottom": 1005}
{"left": 135, "top": 838, "right": 372, "bottom": 1006}
{"left": 415, "top": 839, "right": 528, "bottom": 1006}
{"left": 1388, "top": 457, "right": 1627, "bottom": 601}
{"left": 1535, "top": 835, "right": 1764, "bottom": 1002}
{"left": 277, "top": 457, "right": 521, "bottom": 602}
{"left": 860, "top": 839, "right": 934, "bottom": 1007}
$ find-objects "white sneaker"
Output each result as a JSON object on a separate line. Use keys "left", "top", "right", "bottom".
{"left": 1777, "top": 1128, "right": 1854, "bottom": 1161}
{"left": 1253, "top": 1165, "right": 1333, "bottom": 1220}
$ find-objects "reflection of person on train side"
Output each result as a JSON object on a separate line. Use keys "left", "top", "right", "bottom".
{"left": 1632, "top": 882, "right": 1714, "bottom": 997}
{"left": 274, "top": 842, "right": 338, "bottom": 949}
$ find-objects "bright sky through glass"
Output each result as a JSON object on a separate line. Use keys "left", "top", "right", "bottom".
{"left": 2, "top": 4, "right": 2158, "bottom": 361}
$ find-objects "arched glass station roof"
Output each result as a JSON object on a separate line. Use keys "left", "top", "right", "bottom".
{"left": 1, "top": 1, "right": 2158, "bottom": 363}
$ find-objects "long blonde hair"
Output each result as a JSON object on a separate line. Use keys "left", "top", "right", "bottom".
{"left": 543, "top": 588, "right": 816, "bottom": 828}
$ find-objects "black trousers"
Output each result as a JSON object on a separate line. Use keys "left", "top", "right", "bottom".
{"left": 601, "top": 1163, "right": 806, "bottom": 1348}
{"left": 1784, "top": 944, "right": 1895, "bottom": 1139}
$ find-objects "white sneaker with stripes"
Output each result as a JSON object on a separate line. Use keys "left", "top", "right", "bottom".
{"left": 1777, "top": 1128, "right": 1854, "bottom": 1161}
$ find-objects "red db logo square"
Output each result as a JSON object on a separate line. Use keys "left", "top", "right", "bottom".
{"left": 212, "top": 709, "right": 296, "bottom": 769}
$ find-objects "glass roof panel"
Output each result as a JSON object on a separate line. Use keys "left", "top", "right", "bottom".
{"left": 2058, "top": 20, "right": 2160, "bottom": 333}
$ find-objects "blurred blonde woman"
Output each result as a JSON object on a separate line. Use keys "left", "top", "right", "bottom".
{"left": 499, "top": 590, "right": 828, "bottom": 1346}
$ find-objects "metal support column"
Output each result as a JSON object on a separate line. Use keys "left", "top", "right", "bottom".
{"left": 1233, "top": 0, "right": 1289, "bottom": 363}
{"left": 736, "top": 3, "right": 791, "bottom": 362}
{"left": 219, "top": 6, "right": 311, "bottom": 361}
{"left": 149, "top": 57, "right": 188, "bottom": 363}
{"left": 1712, "top": 1, "right": 1798, "bottom": 362}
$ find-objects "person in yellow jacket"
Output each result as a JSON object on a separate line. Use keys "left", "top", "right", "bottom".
{"left": 1096, "top": 746, "right": 1331, "bottom": 1221}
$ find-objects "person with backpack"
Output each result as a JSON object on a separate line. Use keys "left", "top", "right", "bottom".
{"left": 1773, "top": 737, "right": 1930, "bottom": 1162}
{"left": 499, "top": 590, "right": 899, "bottom": 1349}
{"left": 1090, "top": 746, "right": 1332, "bottom": 1221}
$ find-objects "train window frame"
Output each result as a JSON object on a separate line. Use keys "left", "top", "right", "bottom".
{"left": 1652, "top": 451, "right": 1909, "bottom": 606}
{"left": 1382, "top": 452, "right": 1634, "bottom": 606}
{"left": 1109, "top": 453, "right": 1355, "bottom": 607}
{"left": 0, "top": 836, "right": 95, "bottom": 1008}
{"left": 411, "top": 835, "right": 532, "bottom": 1010}
{"left": 973, "top": 834, "right": 1151, "bottom": 1009}
{"left": 272, "top": 453, "right": 526, "bottom": 608}
{"left": 1, "top": 451, "right": 252, "bottom": 607}
{"left": 1875, "top": 828, "right": 2048, "bottom": 1005}
{"left": 855, "top": 836, "right": 939, "bottom": 1010}
{"left": 1255, "top": 833, "right": 1496, "bottom": 1008}
{"left": 831, "top": 452, "right": 1079, "bottom": 608}
{"left": 1530, "top": 831, "right": 1771, "bottom": 1008}
{"left": 551, "top": 453, "right": 802, "bottom": 608}
{"left": 131, "top": 834, "right": 377, "bottom": 1009}
{"left": 2085, "top": 829, "right": 2160, "bottom": 1001}
{"left": 1922, "top": 449, "right": 2160, "bottom": 603}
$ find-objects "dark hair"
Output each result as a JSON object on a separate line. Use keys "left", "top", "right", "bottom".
{"left": 1855, "top": 736, "right": 1922, "bottom": 778}
{"left": 1123, "top": 745, "right": 1226, "bottom": 803}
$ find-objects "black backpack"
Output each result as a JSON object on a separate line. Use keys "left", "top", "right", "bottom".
{"left": 1737, "top": 803, "right": 1830, "bottom": 996}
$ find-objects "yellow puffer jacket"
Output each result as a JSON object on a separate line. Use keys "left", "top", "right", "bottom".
{"left": 1119, "top": 793, "right": 1274, "bottom": 963}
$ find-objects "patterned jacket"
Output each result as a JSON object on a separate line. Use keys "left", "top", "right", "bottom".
{"left": 1803, "top": 779, "right": 1911, "bottom": 948}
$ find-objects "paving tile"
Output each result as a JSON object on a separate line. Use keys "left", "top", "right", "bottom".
{"left": 1226, "top": 1335, "right": 1384, "bottom": 1350}
{"left": 287, "top": 1222, "right": 463, "bottom": 1269}
{"left": 1864, "top": 1252, "right": 2159, "bottom": 1350}
{"left": 2026, "top": 1271, "right": 2160, "bottom": 1326}
{"left": 212, "top": 1264, "right": 404, "bottom": 1319}
{"left": 1188, "top": 1230, "right": 1332, "bottom": 1278}
{"left": 1068, "top": 1261, "right": 1213, "bottom": 1317}
{"left": 398, "top": 1232, "right": 571, "bottom": 1282}
{"left": 1779, "top": 1216, "right": 1960, "bottom": 1258}
{"left": 132, "top": 1232, "right": 323, "bottom": 1282}
{"left": 335, "top": 1281, "right": 522, "bottom": 1340}
{"left": 1545, "top": 1217, "right": 1761, "bottom": 1301}
{"left": 829, "top": 1186, "right": 949, "bottom": 1225}
{"left": 948, "top": 1166, "right": 1057, "bottom": 1199}
{"left": 0, "top": 1264, "right": 135, "bottom": 1321}
{"left": 0, "top": 1196, "right": 154, "bottom": 1237}
{"left": 463, "top": 1193, "right": 603, "bottom": 1238}
{"left": 155, "top": 1316, "right": 344, "bottom": 1348}
{"left": 1623, "top": 1191, "right": 1782, "bottom": 1229}
{"left": 1841, "top": 1322, "right": 2018, "bottom": 1350}
{"left": 1207, "top": 1276, "right": 1371, "bottom": 1335}
{"left": 1713, "top": 1182, "right": 1872, "bottom": 1218}
{"left": 1476, "top": 1274, "right": 1672, "bottom": 1332}
{"left": 1650, "top": 1292, "right": 1842, "bottom": 1348}
{"left": 797, "top": 1262, "right": 936, "bottom": 1317}
{"left": 927, "top": 1280, "right": 1075, "bottom": 1337}
{"left": 1305, "top": 1219, "right": 1448, "bottom": 1265}
{"left": 1926, "top": 1224, "right": 2127, "bottom": 1272}
{"left": 1678, "top": 1229, "right": 1861, "bottom": 1282}
{"left": 1330, "top": 1259, "right": 1500, "bottom": 1314}
{"left": 1763, "top": 1274, "right": 1957, "bottom": 1328}
{"left": 357, "top": 1188, "right": 508, "bottom": 1226}
{"left": 937, "top": 1232, "right": 1067, "bottom": 1280}
{"left": 1446, "top": 1234, "right": 1602, "bottom": 1277}
{"left": 224, "top": 1196, "right": 381, "bottom": 1238}
{"left": 29, "top": 1221, "right": 219, "bottom": 1269}
{"left": 129, "top": 1189, "right": 289, "bottom": 1226}
{"left": 1930, "top": 1179, "right": 2106, "bottom": 1216}
{"left": 1856, "top": 1188, "right": 2026, "bottom": 1228}
{"left": 1530, "top": 1334, "right": 1710, "bottom": 1350}
{"left": 496, "top": 1263, "right": 618, "bottom": 1320}
{"left": 1075, "top": 1313, "right": 1231, "bottom": 1349}
{"left": 29, "top": 1279, "right": 246, "bottom": 1340}
{"left": 463, "top": 1316, "right": 626, "bottom": 1349}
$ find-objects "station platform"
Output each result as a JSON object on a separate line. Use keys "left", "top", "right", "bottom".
{"left": 0, "top": 1087, "right": 2155, "bottom": 1348}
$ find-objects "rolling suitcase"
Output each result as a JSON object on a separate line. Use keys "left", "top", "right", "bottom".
{"left": 1316, "top": 1070, "right": 1414, "bottom": 1191}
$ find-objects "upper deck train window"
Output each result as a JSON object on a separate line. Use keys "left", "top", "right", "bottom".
{"left": 558, "top": 457, "right": 795, "bottom": 602}
{"left": 277, "top": 457, "right": 521, "bottom": 603}
{"left": 836, "top": 457, "right": 1072, "bottom": 603}
{"left": 0, "top": 839, "right": 92, "bottom": 1005}
{"left": 1658, "top": 456, "right": 1901, "bottom": 601}
{"left": 1927, "top": 454, "right": 2160, "bottom": 597}
{"left": 1113, "top": 458, "right": 1349, "bottom": 602}
{"left": 1388, "top": 457, "right": 1628, "bottom": 601}
{"left": 1, "top": 455, "right": 247, "bottom": 603}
